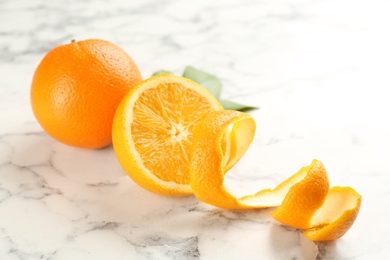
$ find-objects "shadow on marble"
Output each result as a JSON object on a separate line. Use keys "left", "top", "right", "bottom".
{"left": 269, "top": 222, "right": 323, "bottom": 259}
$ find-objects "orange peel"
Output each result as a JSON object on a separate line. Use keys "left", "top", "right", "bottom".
{"left": 270, "top": 159, "right": 330, "bottom": 230}
{"left": 304, "top": 186, "right": 362, "bottom": 241}
{"left": 189, "top": 110, "right": 361, "bottom": 241}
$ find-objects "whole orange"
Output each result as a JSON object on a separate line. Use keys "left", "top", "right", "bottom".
{"left": 30, "top": 39, "right": 142, "bottom": 149}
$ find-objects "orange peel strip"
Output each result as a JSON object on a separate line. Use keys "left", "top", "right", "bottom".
{"left": 270, "top": 159, "right": 329, "bottom": 230}
{"left": 304, "top": 186, "right": 362, "bottom": 241}
{"left": 189, "top": 110, "right": 361, "bottom": 241}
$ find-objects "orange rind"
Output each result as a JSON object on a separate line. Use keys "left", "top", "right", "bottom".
{"left": 304, "top": 186, "right": 362, "bottom": 241}
{"left": 189, "top": 110, "right": 361, "bottom": 241}
{"left": 189, "top": 110, "right": 257, "bottom": 209}
{"left": 189, "top": 111, "right": 329, "bottom": 212}
{"left": 270, "top": 160, "right": 330, "bottom": 230}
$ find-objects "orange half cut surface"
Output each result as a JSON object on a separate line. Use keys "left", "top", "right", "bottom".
{"left": 112, "top": 74, "right": 223, "bottom": 196}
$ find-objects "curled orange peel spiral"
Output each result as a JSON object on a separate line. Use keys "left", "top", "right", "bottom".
{"left": 189, "top": 110, "right": 361, "bottom": 241}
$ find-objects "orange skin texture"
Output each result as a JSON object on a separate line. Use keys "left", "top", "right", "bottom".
{"left": 30, "top": 39, "right": 142, "bottom": 149}
{"left": 271, "top": 160, "right": 330, "bottom": 230}
{"left": 304, "top": 186, "right": 362, "bottom": 241}
{"left": 190, "top": 110, "right": 256, "bottom": 209}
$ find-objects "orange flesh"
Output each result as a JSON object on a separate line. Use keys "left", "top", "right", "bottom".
{"left": 131, "top": 82, "right": 218, "bottom": 185}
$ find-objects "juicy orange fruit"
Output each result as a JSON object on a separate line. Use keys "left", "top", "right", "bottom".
{"left": 112, "top": 74, "right": 223, "bottom": 196}
{"left": 30, "top": 39, "right": 142, "bottom": 149}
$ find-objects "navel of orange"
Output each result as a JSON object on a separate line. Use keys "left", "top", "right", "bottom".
{"left": 112, "top": 74, "right": 361, "bottom": 241}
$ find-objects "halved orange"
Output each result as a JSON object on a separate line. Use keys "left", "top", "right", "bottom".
{"left": 112, "top": 74, "right": 223, "bottom": 196}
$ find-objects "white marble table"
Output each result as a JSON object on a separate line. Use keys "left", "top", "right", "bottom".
{"left": 1, "top": 0, "right": 389, "bottom": 259}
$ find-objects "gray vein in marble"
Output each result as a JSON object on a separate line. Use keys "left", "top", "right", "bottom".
{"left": 124, "top": 234, "right": 200, "bottom": 260}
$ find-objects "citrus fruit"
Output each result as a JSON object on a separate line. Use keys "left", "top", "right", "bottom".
{"left": 30, "top": 39, "right": 142, "bottom": 149}
{"left": 112, "top": 74, "right": 223, "bottom": 196}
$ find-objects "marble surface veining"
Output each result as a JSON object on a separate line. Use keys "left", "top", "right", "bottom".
{"left": 1, "top": 0, "right": 390, "bottom": 259}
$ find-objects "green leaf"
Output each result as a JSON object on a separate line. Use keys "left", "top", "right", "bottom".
{"left": 152, "top": 70, "right": 173, "bottom": 76}
{"left": 219, "top": 99, "right": 258, "bottom": 112}
{"left": 152, "top": 66, "right": 259, "bottom": 112}
{"left": 182, "top": 66, "right": 222, "bottom": 100}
